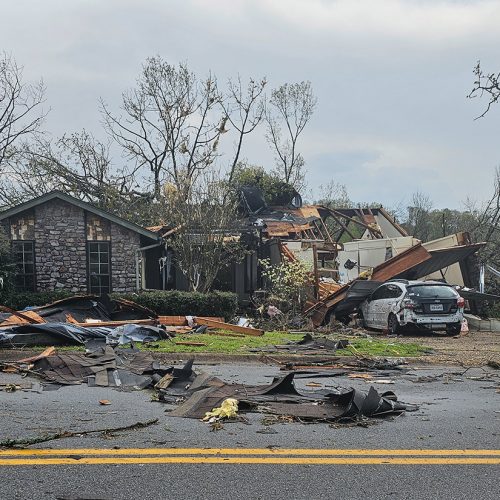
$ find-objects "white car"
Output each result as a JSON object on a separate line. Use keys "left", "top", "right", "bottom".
{"left": 358, "top": 280, "right": 465, "bottom": 335}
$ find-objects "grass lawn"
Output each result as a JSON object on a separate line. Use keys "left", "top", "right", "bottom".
{"left": 14, "top": 331, "right": 429, "bottom": 357}
{"left": 140, "top": 330, "right": 429, "bottom": 357}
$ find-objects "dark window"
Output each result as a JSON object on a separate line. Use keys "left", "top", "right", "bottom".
{"left": 87, "top": 241, "right": 111, "bottom": 295}
{"left": 407, "top": 285, "right": 457, "bottom": 299}
{"left": 386, "top": 284, "right": 403, "bottom": 298}
{"left": 12, "top": 241, "right": 35, "bottom": 291}
{"left": 370, "top": 285, "right": 389, "bottom": 301}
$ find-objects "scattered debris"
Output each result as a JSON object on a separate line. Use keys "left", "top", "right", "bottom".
{"left": 1, "top": 347, "right": 417, "bottom": 426}
{"left": 163, "top": 368, "right": 417, "bottom": 423}
{"left": 249, "top": 333, "right": 349, "bottom": 354}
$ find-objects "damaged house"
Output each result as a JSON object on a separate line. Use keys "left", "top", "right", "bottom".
{"left": 0, "top": 189, "right": 485, "bottom": 319}
{"left": 0, "top": 191, "right": 161, "bottom": 294}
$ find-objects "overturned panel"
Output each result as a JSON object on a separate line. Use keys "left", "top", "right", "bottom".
{"left": 395, "top": 244, "right": 485, "bottom": 281}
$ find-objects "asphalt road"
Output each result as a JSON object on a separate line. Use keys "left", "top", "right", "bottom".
{"left": 1, "top": 361, "right": 499, "bottom": 500}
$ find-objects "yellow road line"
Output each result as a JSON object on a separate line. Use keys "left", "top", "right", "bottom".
{"left": 1, "top": 448, "right": 499, "bottom": 457}
{"left": 1, "top": 457, "right": 499, "bottom": 466}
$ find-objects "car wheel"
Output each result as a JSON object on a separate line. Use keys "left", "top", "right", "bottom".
{"left": 357, "top": 311, "right": 366, "bottom": 328}
{"left": 388, "top": 313, "right": 400, "bottom": 335}
{"left": 446, "top": 322, "right": 461, "bottom": 336}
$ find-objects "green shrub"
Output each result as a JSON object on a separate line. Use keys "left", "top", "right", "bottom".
{"left": 112, "top": 290, "right": 238, "bottom": 320}
{"left": 0, "top": 290, "right": 76, "bottom": 310}
{"left": 0, "top": 289, "right": 239, "bottom": 320}
{"left": 483, "top": 301, "right": 500, "bottom": 319}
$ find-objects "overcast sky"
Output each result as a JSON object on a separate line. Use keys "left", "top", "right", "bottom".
{"left": 2, "top": 0, "right": 500, "bottom": 210}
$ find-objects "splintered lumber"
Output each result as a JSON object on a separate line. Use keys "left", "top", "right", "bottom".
{"left": 195, "top": 317, "right": 264, "bottom": 336}
{"left": 158, "top": 316, "right": 225, "bottom": 326}
{"left": 154, "top": 373, "right": 174, "bottom": 389}
{"left": 158, "top": 316, "right": 190, "bottom": 326}
{"left": 16, "top": 346, "right": 56, "bottom": 363}
{"left": 0, "top": 307, "right": 46, "bottom": 326}
{"left": 66, "top": 315, "right": 157, "bottom": 327}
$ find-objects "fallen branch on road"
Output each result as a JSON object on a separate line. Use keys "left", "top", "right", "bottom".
{"left": 0, "top": 418, "right": 159, "bottom": 449}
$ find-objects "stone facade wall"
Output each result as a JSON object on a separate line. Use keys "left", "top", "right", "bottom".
{"left": 2, "top": 197, "right": 144, "bottom": 293}
{"left": 34, "top": 199, "right": 87, "bottom": 292}
{"left": 110, "top": 223, "right": 140, "bottom": 292}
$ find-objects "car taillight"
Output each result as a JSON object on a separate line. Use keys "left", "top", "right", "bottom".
{"left": 457, "top": 297, "right": 465, "bottom": 308}
{"left": 403, "top": 299, "right": 416, "bottom": 309}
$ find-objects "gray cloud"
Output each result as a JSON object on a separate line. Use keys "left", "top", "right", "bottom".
{"left": 1, "top": 0, "right": 500, "bottom": 209}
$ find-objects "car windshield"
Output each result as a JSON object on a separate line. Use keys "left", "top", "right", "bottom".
{"left": 407, "top": 285, "right": 457, "bottom": 299}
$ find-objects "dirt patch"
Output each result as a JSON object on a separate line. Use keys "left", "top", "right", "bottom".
{"left": 391, "top": 330, "right": 500, "bottom": 366}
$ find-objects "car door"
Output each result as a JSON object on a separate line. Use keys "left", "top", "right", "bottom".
{"left": 378, "top": 284, "right": 404, "bottom": 326}
{"left": 366, "top": 285, "right": 389, "bottom": 328}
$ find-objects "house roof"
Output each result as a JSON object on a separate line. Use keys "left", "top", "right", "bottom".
{"left": 0, "top": 190, "right": 159, "bottom": 241}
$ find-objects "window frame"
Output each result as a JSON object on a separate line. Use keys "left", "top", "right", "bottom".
{"left": 11, "top": 240, "right": 36, "bottom": 292}
{"left": 87, "top": 240, "right": 112, "bottom": 295}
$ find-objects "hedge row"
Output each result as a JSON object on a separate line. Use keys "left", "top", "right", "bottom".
{"left": 0, "top": 289, "right": 239, "bottom": 321}
{"left": 113, "top": 290, "right": 238, "bottom": 320}
{"left": 0, "top": 290, "right": 75, "bottom": 310}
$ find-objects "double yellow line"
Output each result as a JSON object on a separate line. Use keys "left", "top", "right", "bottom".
{"left": 0, "top": 448, "right": 499, "bottom": 465}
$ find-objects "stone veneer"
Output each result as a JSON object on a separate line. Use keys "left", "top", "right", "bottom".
{"left": 110, "top": 223, "right": 140, "bottom": 292}
{"left": 34, "top": 199, "right": 87, "bottom": 292}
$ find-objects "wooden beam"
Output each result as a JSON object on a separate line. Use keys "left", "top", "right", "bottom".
{"left": 312, "top": 220, "right": 326, "bottom": 241}
{"left": 0, "top": 306, "right": 46, "bottom": 325}
{"left": 328, "top": 211, "right": 356, "bottom": 240}
{"left": 318, "top": 218, "right": 335, "bottom": 244}
{"left": 329, "top": 209, "right": 383, "bottom": 238}
{"left": 67, "top": 317, "right": 157, "bottom": 327}
{"left": 158, "top": 316, "right": 225, "bottom": 326}
{"left": 196, "top": 317, "right": 264, "bottom": 336}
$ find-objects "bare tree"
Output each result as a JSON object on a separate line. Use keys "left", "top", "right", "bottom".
{"left": 163, "top": 171, "right": 247, "bottom": 292}
{"left": 222, "top": 76, "right": 266, "bottom": 182}
{"left": 315, "top": 179, "right": 351, "bottom": 208}
{"left": 468, "top": 61, "right": 500, "bottom": 119}
{"left": 404, "top": 191, "right": 434, "bottom": 242}
{"left": 0, "top": 53, "right": 46, "bottom": 171}
{"left": 0, "top": 132, "right": 154, "bottom": 223}
{"left": 101, "top": 57, "right": 227, "bottom": 201}
{"left": 265, "top": 81, "right": 316, "bottom": 190}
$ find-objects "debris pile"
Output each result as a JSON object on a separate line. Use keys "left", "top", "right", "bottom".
{"left": 0, "top": 295, "right": 263, "bottom": 348}
{"left": 160, "top": 367, "right": 417, "bottom": 422}
{"left": 1, "top": 348, "right": 418, "bottom": 424}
